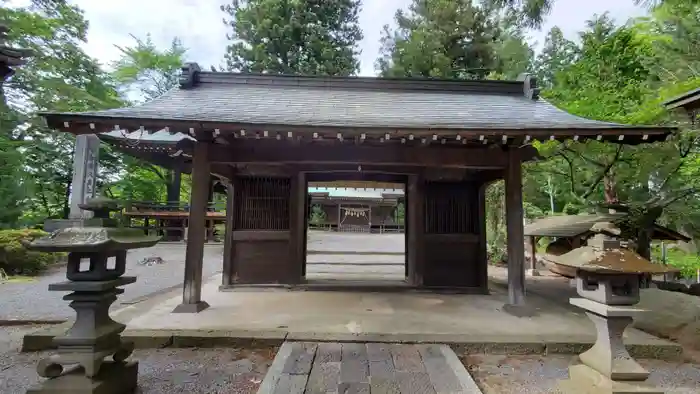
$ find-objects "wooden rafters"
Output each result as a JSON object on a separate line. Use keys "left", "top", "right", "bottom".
{"left": 47, "top": 116, "right": 669, "bottom": 146}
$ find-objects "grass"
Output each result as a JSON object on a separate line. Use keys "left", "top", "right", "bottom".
{"left": 651, "top": 246, "right": 700, "bottom": 280}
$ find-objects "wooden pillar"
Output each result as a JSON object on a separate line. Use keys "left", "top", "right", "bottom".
{"left": 406, "top": 174, "right": 425, "bottom": 286}
{"left": 476, "top": 182, "right": 489, "bottom": 292}
{"left": 167, "top": 167, "right": 182, "bottom": 204}
{"left": 221, "top": 182, "right": 235, "bottom": 288}
{"left": 505, "top": 148, "right": 526, "bottom": 306}
{"left": 526, "top": 235, "right": 539, "bottom": 276}
{"left": 173, "top": 141, "right": 211, "bottom": 313}
{"left": 289, "top": 171, "right": 306, "bottom": 283}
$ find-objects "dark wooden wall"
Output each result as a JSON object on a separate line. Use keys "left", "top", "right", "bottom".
{"left": 407, "top": 177, "right": 488, "bottom": 291}
{"left": 226, "top": 176, "right": 301, "bottom": 284}
{"left": 224, "top": 172, "right": 488, "bottom": 291}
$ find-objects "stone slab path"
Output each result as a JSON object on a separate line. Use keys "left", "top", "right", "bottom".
{"left": 258, "top": 342, "right": 482, "bottom": 394}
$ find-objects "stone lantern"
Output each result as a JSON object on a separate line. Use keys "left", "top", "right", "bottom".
{"left": 23, "top": 197, "right": 160, "bottom": 394}
{"left": 554, "top": 222, "right": 677, "bottom": 394}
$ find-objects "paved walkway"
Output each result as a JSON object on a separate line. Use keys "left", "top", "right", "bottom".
{"left": 258, "top": 342, "right": 482, "bottom": 394}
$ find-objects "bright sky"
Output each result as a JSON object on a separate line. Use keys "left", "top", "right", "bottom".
{"left": 19, "top": 0, "right": 648, "bottom": 76}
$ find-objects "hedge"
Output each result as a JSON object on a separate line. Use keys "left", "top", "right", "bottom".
{"left": 0, "top": 229, "right": 64, "bottom": 276}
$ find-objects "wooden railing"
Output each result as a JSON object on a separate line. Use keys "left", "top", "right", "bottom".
{"left": 120, "top": 200, "right": 227, "bottom": 242}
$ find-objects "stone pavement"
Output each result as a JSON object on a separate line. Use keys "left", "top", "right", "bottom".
{"left": 259, "top": 342, "right": 482, "bottom": 394}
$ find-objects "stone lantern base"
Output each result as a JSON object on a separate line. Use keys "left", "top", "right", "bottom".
{"left": 26, "top": 276, "right": 139, "bottom": 394}
{"left": 558, "top": 297, "right": 663, "bottom": 394}
{"left": 26, "top": 361, "right": 138, "bottom": 394}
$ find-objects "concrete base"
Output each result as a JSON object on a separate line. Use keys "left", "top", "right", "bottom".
{"left": 172, "top": 301, "right": 210, "bottom": 313}
{"left": 26, "top": 361, "right": 138, "bottom": 394}
{"left": 558, "top": 364, "right": 663, "bottom": 394}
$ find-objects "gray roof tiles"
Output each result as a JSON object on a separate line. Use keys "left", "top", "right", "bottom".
{"left": 46, "top": 69, "right": 668, "bottom": 134}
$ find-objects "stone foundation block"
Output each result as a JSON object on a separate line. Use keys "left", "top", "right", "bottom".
{"left": 26, "top": 361, "right": 138, "bottom": 394}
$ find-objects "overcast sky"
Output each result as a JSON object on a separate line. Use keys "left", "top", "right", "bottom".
{"left": 17, "top": 0, "right": 647, "bottom": 76}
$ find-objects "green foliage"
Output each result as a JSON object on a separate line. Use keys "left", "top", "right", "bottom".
{"left": 0, "top": 229, "right": 63, "bottom": 275}
{"left": 112, "top": 34, "right": 187, "bottom": 102}
{"left": 0, "top": 136, "right": 24, "bottom": 228}
{"left": 221, "top": 0, "right": 363, "bottom": 75}
{"left": 377, "top": 0, "right": 502, "bottom": 79}
{"left": 1, "top": 1, "right": 122, "bottom": 223}
{"left": 651, "top": 245, "right": 700, "bottom": 279}
{"left": 309, "top": 204, "right": 326, "bottom": 226}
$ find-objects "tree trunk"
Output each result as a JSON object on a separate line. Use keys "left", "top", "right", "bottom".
{"left": 603, "top": 174, "right": 619, "bottom": 204}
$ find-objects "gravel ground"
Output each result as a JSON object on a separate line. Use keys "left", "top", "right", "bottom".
{"left": 461, "top": 354, "right": 700, "bottom": 394}
{"left": 1, "top": 232, "right": 405, "bottom": 321}
{"left": 307, "top": 231, "right": 405, "bottom": 253}
{"left": 0, "top": 244, "right": 223, "bottom": 321}
{"left": 0, "top": 326, "right": 276, "bottom": 394}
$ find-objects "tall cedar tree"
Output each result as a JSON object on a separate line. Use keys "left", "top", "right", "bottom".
{"left": 221, "top": 0, "right": 363, "bottom": 76}
{"left": 376, "top": 0, "right": 502, "bottom": 79}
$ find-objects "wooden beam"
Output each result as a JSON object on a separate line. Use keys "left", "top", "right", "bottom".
{"left": 173, "top": 141, "right": 211, "bottom": 313}
{"left": 505, "top": 148, "right": 526, "bottom": 306}
{"left": 179, "top": 140, "right": 529, "bottom": 168}
{"left": 222, "top": 182, "right": 235, "bottom": 287}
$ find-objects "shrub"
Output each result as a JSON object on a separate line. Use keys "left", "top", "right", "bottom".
{"left": 0, "top": 229, "right": 64, "bottom": 276}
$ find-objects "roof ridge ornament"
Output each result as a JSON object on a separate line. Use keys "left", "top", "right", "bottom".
{"left": 179, "top": 62, "right": 201, "bottom": 89}
{"left": 517, "top": 73, "right": 540, "bottom": 100}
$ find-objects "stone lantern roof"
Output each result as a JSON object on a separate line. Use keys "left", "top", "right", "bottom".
{"left": 551, "top": 222, "right": 679, "bottom": 275}
{"left": 25, "top": 197, "right": 160, "bottom": 253}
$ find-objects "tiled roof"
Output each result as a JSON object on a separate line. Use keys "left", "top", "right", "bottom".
{"left": 43, "top": 66, "right": 672, "bottom": 135}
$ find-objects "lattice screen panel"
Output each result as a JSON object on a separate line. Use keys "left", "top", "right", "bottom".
{"left": 424, "top": 182, "right": 477, "bottom": 234}
{"left": 234, "top": 177, "right": 291, "bottom": 230}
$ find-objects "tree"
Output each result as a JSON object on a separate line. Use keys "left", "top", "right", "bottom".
{"left": 485, "top": 0, "right": 667, "bottom": 28}
{"left": 1, "top": 0, "right": 122, "bottom": 223}
{"left": 533, "top": 26, "right": 577, "bottom": 88}
{"left": 112, "top": 34, "right": 186, "bottom": 102}
{"left": 0, "top": 136, "right": 24, "bottom": 227}
{"left": 526, "top": 12, "right": 700, "bottom": 258}
{"left": 376, "top": 0, "right": 504, "bottom": 79}
{"left": 221, "top": 0, "right": 363, "bottom": 75}
{"left": 108, "top": 34, "right": 188, "bottom": 204}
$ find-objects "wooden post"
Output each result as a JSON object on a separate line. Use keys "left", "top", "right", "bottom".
{"left": 505, "top": 148, "right": 526, "bottom": 306}
{"left": 221, "top": 182, "right": 235, "bottom": 288}
{"left": 526, "top": 235, "right": 539, "bottom": 276}
{"left": 337, "top": 203, "right": 342, "bottom": 232}
{"left": 289, "top": 171, "right": 307, "bottom": 283}
{"left": 477, "top": 181, "right": 489, "bottom": 292}
{"left": 173, "top": 141, "right": 211, "bottom": 313}
{"left": 407, "top": 174, "right": 425, "bottom": 286}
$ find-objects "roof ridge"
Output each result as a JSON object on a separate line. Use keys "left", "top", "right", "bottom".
{"left": 178, "top": 62, "right": 535, "bottom": 96}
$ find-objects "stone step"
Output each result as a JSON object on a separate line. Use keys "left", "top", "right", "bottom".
{"left": 257, "top": 341, "right": 483, "bottom": 394}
